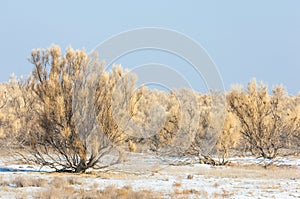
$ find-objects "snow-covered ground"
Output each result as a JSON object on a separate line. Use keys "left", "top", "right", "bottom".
{"left": 0, "top": 153, "right": 299, "bottom": 198}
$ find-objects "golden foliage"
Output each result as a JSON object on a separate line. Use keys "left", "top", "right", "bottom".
{"left": 1, "top": 46, "right": 300, "bottom": 171}
{"left": 228, "top": 79, "right": 294, "bottom": 158}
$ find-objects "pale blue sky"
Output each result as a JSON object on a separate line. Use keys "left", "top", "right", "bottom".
{"left": 0, "top": 1, "right": 299, "bottom": 94}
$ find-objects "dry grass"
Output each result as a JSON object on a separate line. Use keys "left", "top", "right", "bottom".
{"left": 206, "top": 164, "right": 300, "bottom": 179}
{"left": 173, "top": 181, "right": 182, "bottom": 188}
{"left": 172, "top": 189, "right": 208, "bottom": 199}
{"left": 0, "top": 163, "right": 299, "bottom": 199}
{"left": 0, "top": 175, "right": 161, "bottom": 199}
{"left": 162, "top": 163, "right": 300, "bottom": 180}
{"left": 213, "top": 182, "right": 220, "bottom": 188}
{"left": 0, "top": 176, "right": 48, "bottom": 188}
{"left": 212, "top": 188, "right": 234, "bottom": 198}
{"left": 0, "top": 151, "right": 299, "bottom": 198}
{"left": 38, "top": 184, "right": 160, "bottom": 199}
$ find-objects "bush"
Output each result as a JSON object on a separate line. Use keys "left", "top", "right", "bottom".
{"left": 18, "top": 46, "right": 139, "bottom": 172}
{"left": 1, "top": 45, "right": 300, "bottom": 170}
{"left": 228, "top": 79, "right": 293, "bottom": 159}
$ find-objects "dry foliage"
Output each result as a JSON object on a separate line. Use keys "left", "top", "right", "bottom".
{"left": 0, "top": 175, "right": 160, "bottom": 199}
{"left": 14, "top": 46, "right": 137, "bottom": 172}
{"left": 0, "top": 76, "right": 37, "bottom": 148}
{"left": 228, "top": 79, "right": 296, "bottom": 159}
{"left": 1, "top": 46, "right": 300, "bottom": 172}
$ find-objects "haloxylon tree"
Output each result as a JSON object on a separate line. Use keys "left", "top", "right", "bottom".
{"left": 2, "top": 46, "right": 300, "bottom": 171}
{"left": 228, "top": 79, "right": 291, "bottom": 159}
{"left": 25, "top": 46, "right": 134, "bottom": 172}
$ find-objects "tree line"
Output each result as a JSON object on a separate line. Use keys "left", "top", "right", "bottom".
{"left": 0, "top": 46, "right": 299, "bottom": 172}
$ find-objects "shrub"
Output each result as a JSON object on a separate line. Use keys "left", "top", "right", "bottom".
{"left": 228, "top": 79, "right": 292, "bottom": 159}
{"left": 19, "top": 46, "right": 138, "bottom": 172}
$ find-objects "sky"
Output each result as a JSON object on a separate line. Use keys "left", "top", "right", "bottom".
{"left": 0, "top": 1, "right": 299, "bottom": 94}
